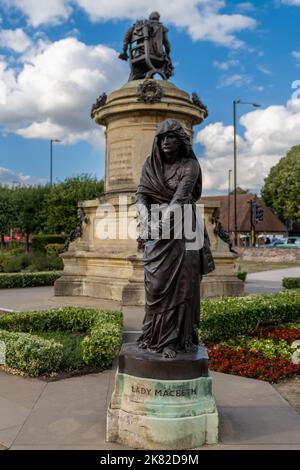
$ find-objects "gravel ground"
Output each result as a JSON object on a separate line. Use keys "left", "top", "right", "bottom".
{"left": 274, "top": 375, "right": 300, "bottom": 415}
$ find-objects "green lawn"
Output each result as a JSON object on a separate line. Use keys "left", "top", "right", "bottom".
{"left": 236, "top": 261, "right": 300, "bottom": 274}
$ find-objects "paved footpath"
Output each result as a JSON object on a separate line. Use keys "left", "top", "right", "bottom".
{"left": 245, "top": 266, "right": 300, "bottom": 294}
{"left": 1, "top": 268, "right": 300, "bottom": 450}
{"left": 1, "top": 267, "right": 299, "bottom": 315}
{"left": 1, "top": 365, "right": 300, "bottom": 450}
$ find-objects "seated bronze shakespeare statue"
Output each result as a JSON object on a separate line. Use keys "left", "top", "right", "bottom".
{"left": 136, "top": 119, "right": 215, "bottom": 359}
{"left": 119, "top": 11, "right": 174, "bottom": 81}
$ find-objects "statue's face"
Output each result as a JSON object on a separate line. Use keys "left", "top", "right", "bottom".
{"left": 160, "top": 133, "right": 179, "bottom": 158}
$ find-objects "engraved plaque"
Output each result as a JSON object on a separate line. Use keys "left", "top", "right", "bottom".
{"left": 108, "top": 141, "right": 133, "bottom": 183}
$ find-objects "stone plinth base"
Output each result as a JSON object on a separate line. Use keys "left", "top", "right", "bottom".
{"left": 202, "top": 274, "right": 244, "bottom": 298}
{"left": 54, "top": 252, "right": 145, "bottom": 306}
{"left": 106, "top": 343, "right": 218, "bottom": 449}
{"left": 55, "top": 254, "right": 243, "bottom": 305}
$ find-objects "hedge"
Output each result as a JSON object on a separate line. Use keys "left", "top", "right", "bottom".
{"left": 31, "top": 234, "right": 66, "bottom": 253}
{"left": 45, "top": 244, "right": 65, "bottom": 257}
{"left": 0, "top": 307, "right": 122, "bottom": 333}
{"left": 0, "top": 272, "right": 62, "bottom": 289}
{"left": 200, "top": 290, "right": 300, "bottom": 342}
{"left": 237, "top": 272, "right": 247, "bottom": 282}
{"left": 0, "top": 329, "right": 63, "bottom": 377}
{"left": 283, "top": 278, "right": 300, "bottom": 289}
{"left": 0, "top": 307, "right": 123, "bottom": 377}
{"left": 82, "top": 322, "right": 123, "bottom": 367}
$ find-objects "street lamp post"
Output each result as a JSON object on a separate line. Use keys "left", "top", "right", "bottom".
{"left": 50, "top": 139, "right": 61, "bottom": 186}
{"left": 228, "top": 169, "right": 232, "bottom": 234}
{"left": 233, "top": 100, "right": 261, "bottom": 246}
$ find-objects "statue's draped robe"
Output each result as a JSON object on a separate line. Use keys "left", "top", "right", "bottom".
{"left": 136, "top": 120, "right": 213, "bottom": 353}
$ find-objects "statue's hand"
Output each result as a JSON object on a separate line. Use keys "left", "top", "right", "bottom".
{"left": 118, "top": 52, "right": 129, "bottom": 61}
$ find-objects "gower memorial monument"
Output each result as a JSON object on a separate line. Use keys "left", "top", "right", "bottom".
{"left": 54, "top": 11, "right": 243, "bottom": 305}
{"left": 54, "top": 10, "right": 244, "bottom": 449}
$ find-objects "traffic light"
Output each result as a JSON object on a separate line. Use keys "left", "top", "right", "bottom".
{"left": 249, "top": 200, "right": 264, "bottom": 227}
{"left": 254, "top": 204, "right": 264, "bottom": 224}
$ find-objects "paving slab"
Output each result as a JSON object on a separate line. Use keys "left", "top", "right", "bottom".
{"left": 0, "top": 425, "right": 24, "bottom": 449}
{"left": 0, "top": 395, "right": 32, "bottom": 433}
{"left": 0, "top": 286, "right": 121, "bottom": 312}
{"left": 0, "top": 372, "right": 46, "bottom": 409}
{"left": 0, "top": 371, "right": 45, "bottom": 448}
{"left": 10, "top": 371, "right": 122, "bottom": 449}
{"left": 213, "top": 372, "right": 300, "bottom": 445}
{"left": 0, "top": 367, "right": 298, "bottom": 450}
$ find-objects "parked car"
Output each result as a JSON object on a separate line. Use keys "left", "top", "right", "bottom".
{"left": 267, "top": 237, "right": 300, "bottom": 248}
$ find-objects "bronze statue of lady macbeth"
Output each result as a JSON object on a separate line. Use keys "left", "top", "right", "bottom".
{"left": 136, "top": 119, "right": 215, "bottom": 359}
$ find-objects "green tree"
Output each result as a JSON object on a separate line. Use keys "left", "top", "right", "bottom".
{"left": 0, "top": 186, "right": 16, "bottom": 248}
{"left": 13, "top": 185, "right": 50, "bottom": 250}
{"left": 42, "top": 175, "right": 104, "bottom": 234}
{"left": 261, "top": 145, "right": 300, "bottom": 224}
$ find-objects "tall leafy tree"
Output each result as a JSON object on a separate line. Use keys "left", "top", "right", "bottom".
{"left": 0, "top": 186, "right": 16, "bottom": 248}
{"left": 14, "top": 185, "right": 50, "bottom": 250}
{"left": 42, "top": 175, "right": 104, "bottom": 234}
{"left": 261, "top": 145, "right": 300, "bottom": 224}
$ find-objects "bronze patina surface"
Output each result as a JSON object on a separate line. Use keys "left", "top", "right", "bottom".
{"left": 136, "top": 119, "right": 215, "bottom": 359}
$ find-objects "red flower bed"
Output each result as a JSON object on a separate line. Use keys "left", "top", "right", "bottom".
{"left": 207, "top": 345, "right": 300, "bottom": 382}
{"left": 256, "top": 327, "right": 300, "bottom": 344}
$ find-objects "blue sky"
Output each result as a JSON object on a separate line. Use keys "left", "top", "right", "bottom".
{"left": 0, "top": 0, "right": 300, "bottom": 194}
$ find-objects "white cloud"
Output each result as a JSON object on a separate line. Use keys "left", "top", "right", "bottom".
{"left": 292, "top": 50, "right": 300, "bottom": 61}
{"left": 218, "top": 73, "right": 252, "bottom": 88}
{"left": 0, "top": 58, "right": 17, "bottom": 105}
{"left": 257, "top": 65, "right": 272, "bottom": 76}
{"left": 197, "top": 99, "right": 300, "bottom": 194}
{"left": 0, "top": 37, "right": 127, "bottom": 147}
{"left": 0, "top": 0, "right": 256, "bottom": 48}
{"left": 0, "top": 166, "right": 45, "bottom": 186}
{"left": 0, "top": 28, "right": 32, "bottom": 53}
{"left": 0, "top": 0, "right": 73, "bottom": 27}
{"left": 235, "top": 2, "right": 256, "bottom": 12}
{"left": 77, "top": 0, "right": 256, "bottom": 48}
{"left": 281, "top": 0, "right": 300, "bottom": 5}
{"left": 213, "top": 59, "right": 241, "bottom": 70}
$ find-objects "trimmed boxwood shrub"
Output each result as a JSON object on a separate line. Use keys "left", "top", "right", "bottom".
{"left": 200, "top": 290, "right": 300, "bottom": 342}
{"left": 237, "top": 272, "right": 247, "bottom": 282}
{"left": 283, "top": 278, "right": 300, "bottom": 289}
{"left": 0, "top": 272, "right": 62, "bottom": 288}
{"left": 45, "top": 244, "right": 65, "bottom": 257}
{"left": 82, "top": 322, "right": 123, "bottom": 367}
{"left": 0, "top": 329, "right": 63, "bottom": 377}
{"left": 0, "top": 307, "right": 122, "bottom": 333}
{"left": 0, "top": 307, "right": 123, "bottom": 377}
{"left": 32, "top": 234, "right": 66, "bottom": 253}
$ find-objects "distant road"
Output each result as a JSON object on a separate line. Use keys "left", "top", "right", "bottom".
{"left": 245, "top": 267, "right": 300, "bottom": 294}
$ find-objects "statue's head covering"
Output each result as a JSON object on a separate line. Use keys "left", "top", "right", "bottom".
{"left": 149, "top": 11, "right": 160, "bottom": 21}
{"left": 155, "top": 119, "right": 192, "bottom": 158}
{"left": 137, "top": 119, "right": 202, "bottom": 203}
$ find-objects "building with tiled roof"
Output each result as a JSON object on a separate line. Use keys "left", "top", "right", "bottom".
{"left": 201, "top": 190, "right": 288, "bottom": 246}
